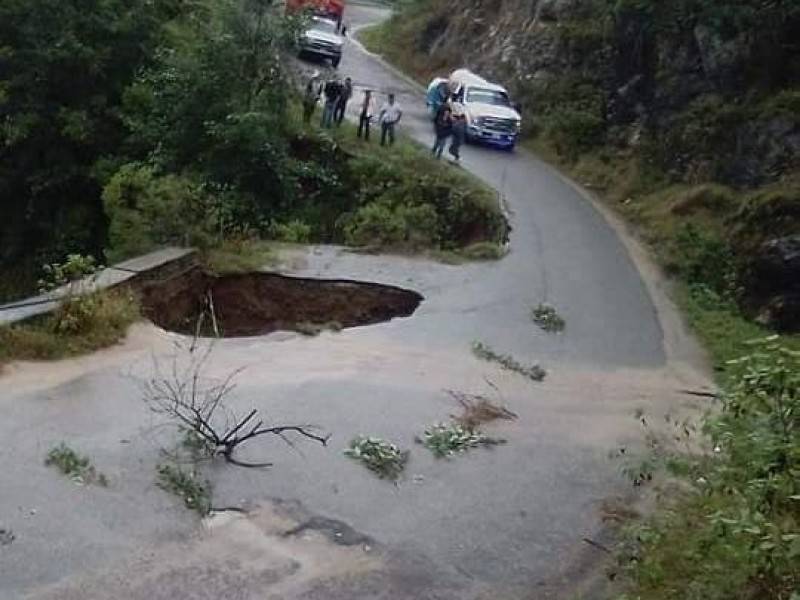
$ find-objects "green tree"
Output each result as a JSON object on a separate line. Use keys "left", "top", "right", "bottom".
{"left": 0, "top": 0, "right": 179, "bottom": 294}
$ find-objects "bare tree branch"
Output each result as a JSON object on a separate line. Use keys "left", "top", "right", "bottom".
{"left": 141, "top": 342, "right": 328, "bottom": 467}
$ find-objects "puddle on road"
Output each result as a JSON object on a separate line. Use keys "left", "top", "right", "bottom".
{"left": 138, "top": 267, "right": 422, "bottom": 337}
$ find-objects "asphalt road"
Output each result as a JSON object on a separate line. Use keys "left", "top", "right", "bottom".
{"left": 0, "top": 6, "right": 709, "bottom": 600}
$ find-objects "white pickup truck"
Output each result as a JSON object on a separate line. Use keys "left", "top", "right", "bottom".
{"left": 427, "top": 69, "right": 522, "bottom": 150}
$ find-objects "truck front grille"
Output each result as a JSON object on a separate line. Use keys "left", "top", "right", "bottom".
{"left": 483, "top": 117, "right": 517, "bottom": 134}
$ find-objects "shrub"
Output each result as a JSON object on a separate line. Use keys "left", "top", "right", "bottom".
{"left": 541, "top": 105, "right": 605, "bottom": 159}
{"left": 671, "top": 223, "right": 739, "bottom": 303}
{"left": 619, "top": 338, "right": 800, "bottom": 599}
{"left": 267, "top": 219, "right": 312, "bottom": 243}
{"left": 0, "top": 290, "right": 139, "bottom": 367}
{"left": 343, "top": 201, "right": 439, "bottom": 250}
{"left": 103, "top": 164, "right": 220, "bottom": 261}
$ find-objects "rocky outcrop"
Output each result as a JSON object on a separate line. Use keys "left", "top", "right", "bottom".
{"left": 750, "top": 235, "right": 800, "bottom": 332}
{"left": 405, "top": 0, "right": 799, "bottom": 187}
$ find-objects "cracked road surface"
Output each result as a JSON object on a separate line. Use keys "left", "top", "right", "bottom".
{"left": 0, "top": 5, "right": 712, "bottom": 600}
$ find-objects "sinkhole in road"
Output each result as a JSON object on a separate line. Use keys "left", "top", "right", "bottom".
{"left": 138, "top": 267, "right": 423, "bottom": 337}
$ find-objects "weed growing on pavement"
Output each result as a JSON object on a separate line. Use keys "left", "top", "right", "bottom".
{"left": 344, "top": 436, "right": 408, "bottom": 482}
{"left": 417, "top": 423, "right": 505, "bottom": 458}
{"left": 530, "top": 303, "right": 566, "bottom": 333}
{"left": 45, "top": 443, "right": 107, "bottom": 486}
{"left": 156, "top": 463, "right": 212, "bottom": 516}
{"left": 471, "top": 341, "right": 547, "bottom": 381}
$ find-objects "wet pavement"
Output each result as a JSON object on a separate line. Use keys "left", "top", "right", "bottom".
{"left": 0, "top": 6, "right": 710, "bottom": 600}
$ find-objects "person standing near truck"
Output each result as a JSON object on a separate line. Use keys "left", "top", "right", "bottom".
{"left": 321, "top": 76, "right": 342, "bottom": 128}
{"left": 431, "top": 101, "right": 452, "bottom": 159}
{"left": 334, "top": 77, "right": 353, "bottom": 126}
{"left": 448, "top": 102, "right": 467, "bottom": 164}
{"left": 378, "top": 93, "right": 402, "bottom": 147}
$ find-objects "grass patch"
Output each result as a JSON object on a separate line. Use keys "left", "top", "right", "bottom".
{"left": 0, "top": 290, "right": 140, "bottom": 368}
{"left": 45, "top": 443, "right": 107, "bottom": 486}
{"left": 155, "top": 463, "right": 212, "bottom": 516}
{"left": 471, "top": 341, "right": 547, "bottom": 381}
{"left": 344, "top": 436, "right": 408, "bottom": 482}
{"left": 203, "top": 238, "right": 277, "bottom": 275}
{"left": 530, "top": 302, "right": 566, "bottom": 333}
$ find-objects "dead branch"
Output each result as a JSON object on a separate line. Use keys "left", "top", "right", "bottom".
{"left": 142, "top": 341, "right": 329, "bottom": 467}
{"left": 445, "top": 389, "right": 517, "bottom": 431}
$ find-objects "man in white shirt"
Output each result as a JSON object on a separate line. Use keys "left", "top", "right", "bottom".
{"left": 378, "top": 93, "right": 402, "bottom": 147}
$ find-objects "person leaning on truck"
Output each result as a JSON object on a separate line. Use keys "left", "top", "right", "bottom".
{"left": 431, "top": 101, "right": 453, "bottom": 159}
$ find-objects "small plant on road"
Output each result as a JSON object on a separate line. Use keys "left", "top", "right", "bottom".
{"left": 344, "top": 436, "right": 408, "bottom": 482}
{"left": 156, "top": 463, "right": 212, "bottom": 516}
{"left": 471, "top": 341, "right": 547, "bottom": 381}
{"left": 417, "top": 423, "right": 504, "bottom": 458}
{"left": 45, "top": 443, "right": 107, "bottom": 486}
{"left": 530, "top": 302, "right": 565, "bottom": 333}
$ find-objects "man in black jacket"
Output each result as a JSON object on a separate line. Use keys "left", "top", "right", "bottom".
{"left": 321, "top": 77, "right": 342, "bottom": 128}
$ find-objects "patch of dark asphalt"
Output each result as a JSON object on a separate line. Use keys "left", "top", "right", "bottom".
{"left": 284, "top": 515, "right": 374, "bottom": 547}
{"left": 0, "top": 528, "right": 14, "bottom": 546}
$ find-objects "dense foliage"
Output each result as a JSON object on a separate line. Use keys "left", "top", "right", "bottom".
{"left": 0, "top": 0, "right": 180, "bottom": 295}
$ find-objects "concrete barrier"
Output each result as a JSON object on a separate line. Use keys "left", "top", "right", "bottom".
{"left": 0, "top": 247, "right": 199, "bottom": 326}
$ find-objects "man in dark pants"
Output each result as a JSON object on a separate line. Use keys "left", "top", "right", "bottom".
{"left": 431, "top": 101, "right": 452, "bottom": 159}
{"left": 378, "top": 93, "right": 402, "bottom": 147}
{"left": 357, "top": 89, "right": 375, "bottom": 141}
{"left": 448, "top": 102, "right": 467, "bottom": 164}
{"left": 321, "top": 77, "right": 341, "bottom": 128}
{"left": 334, "top": 77, "right": 353, "bottom": 126}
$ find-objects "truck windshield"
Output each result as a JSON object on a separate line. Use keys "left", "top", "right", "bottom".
{"left": 466, "top": 87, "right": 510, "bottom": 107}
{"left": 310, "top": 18, "right": 338, "bottom": 34}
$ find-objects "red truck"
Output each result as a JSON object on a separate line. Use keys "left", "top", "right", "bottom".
{"left": 286, "top": 0, "right": 345, "bottom": 24}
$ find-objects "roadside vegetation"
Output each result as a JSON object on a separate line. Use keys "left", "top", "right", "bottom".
{"left": 0, "top": 255, "right": 140, "bottom": 368}
{"left": 614, "top": 338, "right": 799, "bottom": 600}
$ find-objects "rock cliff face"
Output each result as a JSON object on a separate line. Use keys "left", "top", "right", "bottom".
{"left": 403, "top": 0, "right": 799, "bottom": 188}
